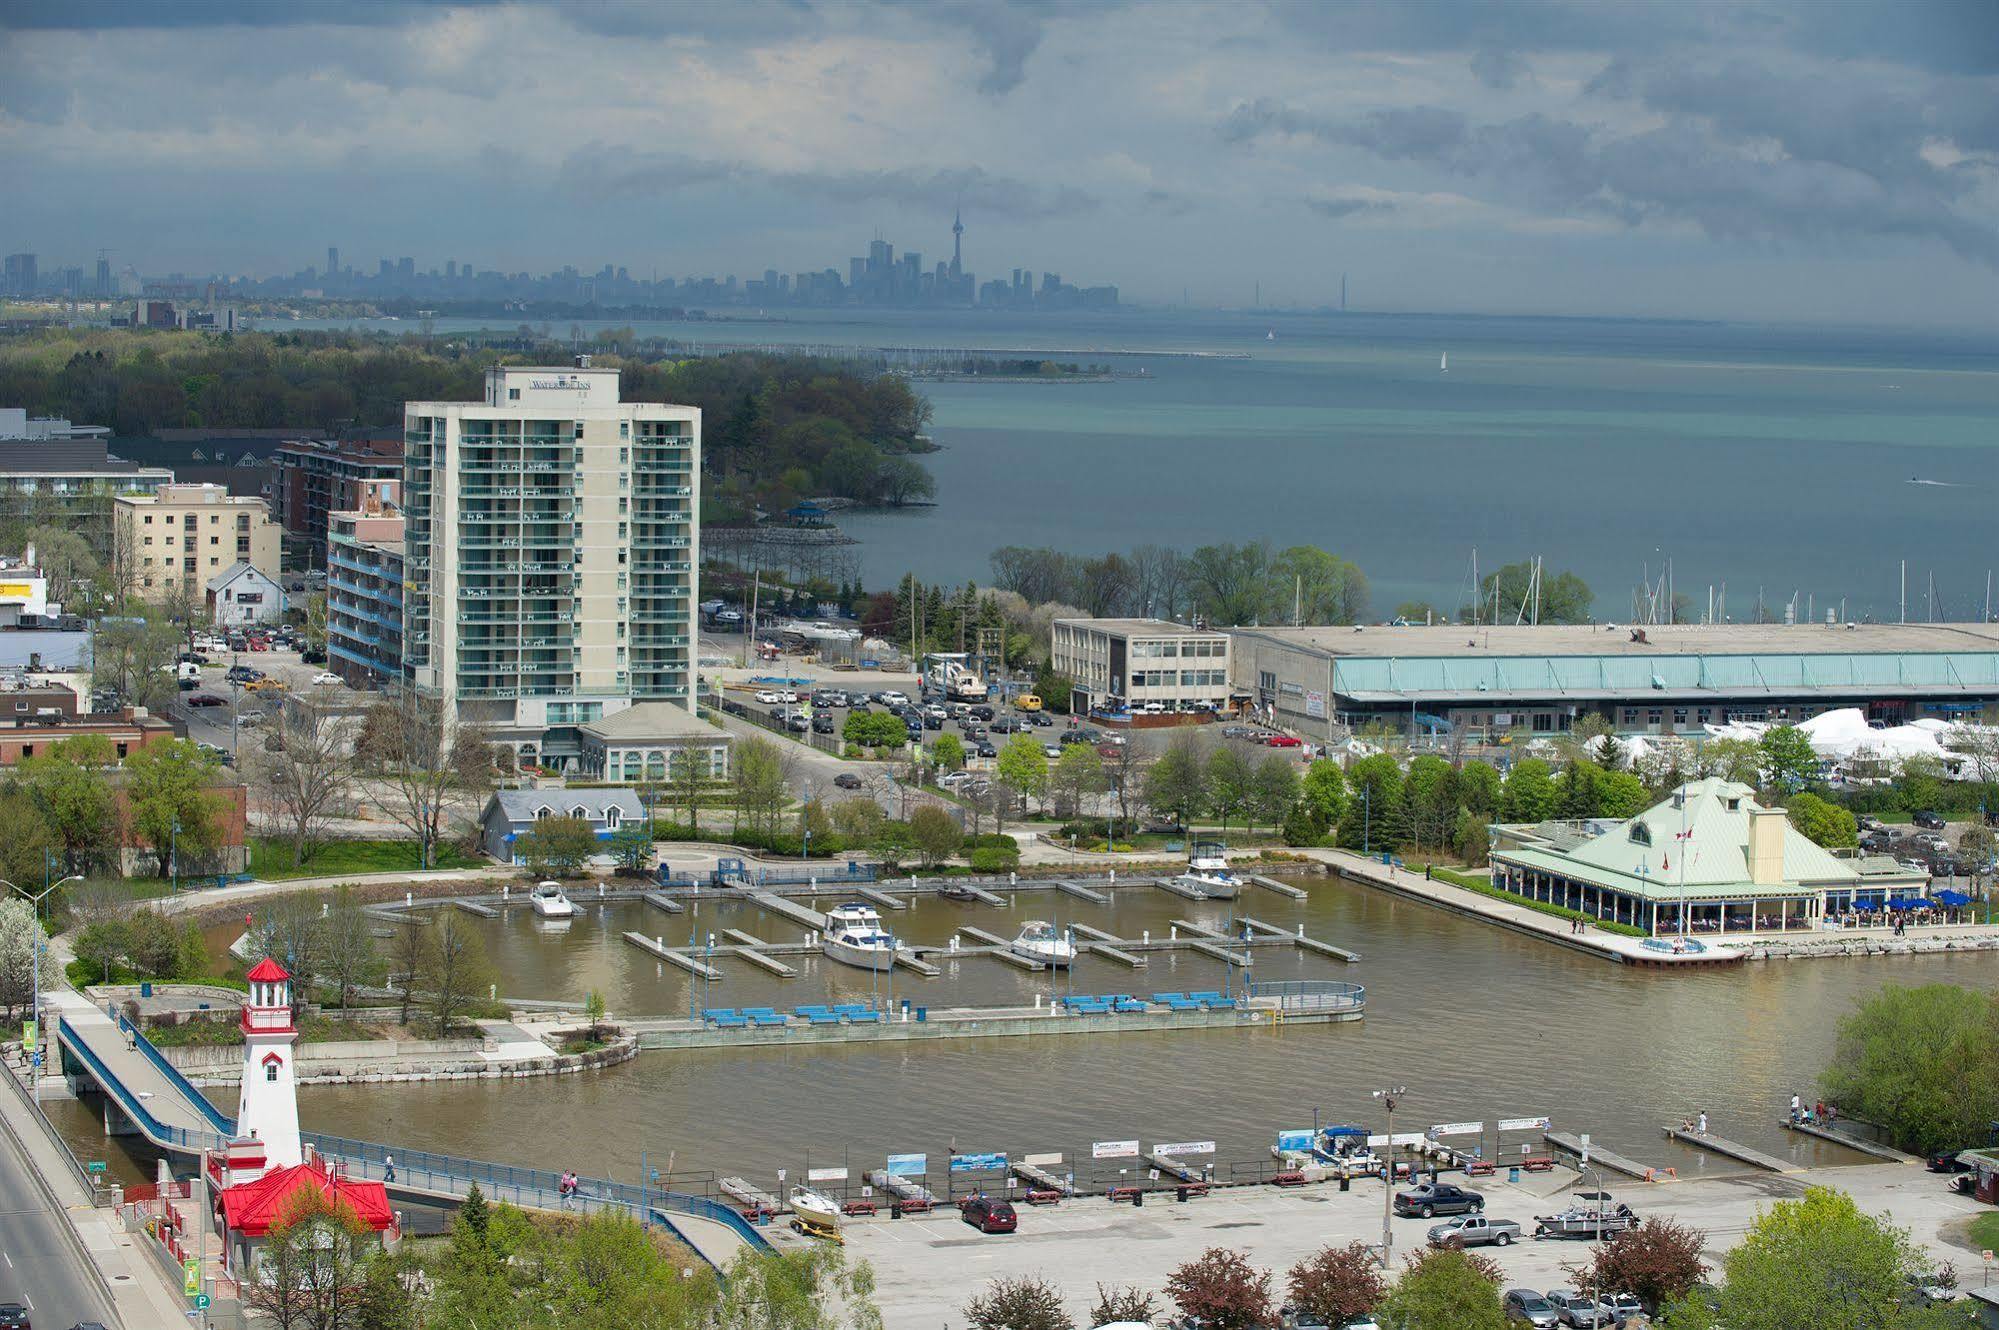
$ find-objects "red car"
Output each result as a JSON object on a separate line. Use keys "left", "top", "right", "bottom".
{"left": 187, "top": 693, "right": 227, "bottom": 707}
{"left": 1266, "top": 735, "right": 1303, "bottom": 748}
{"left": 959, "top": 1196, "right": 1017, "bottom": 1233}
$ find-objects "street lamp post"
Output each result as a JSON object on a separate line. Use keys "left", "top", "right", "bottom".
{"left": 6, "top": 869, "right": 86, "bottom": 1105}
{"left": 1372, "top": 1083, "right": 1407, "bottom": 1269}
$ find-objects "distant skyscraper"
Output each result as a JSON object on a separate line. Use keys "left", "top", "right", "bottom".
{"left": 327, "top": 246, "right": 339, "bottom": 278}
{"left": 95, "top": 254, "right": 112, "bottom": 297}
{"left": 950, "top": 207, "right": 964, "bottom": 278}
{"left": 3, "top": 253, "right": 37, "bottom": 296}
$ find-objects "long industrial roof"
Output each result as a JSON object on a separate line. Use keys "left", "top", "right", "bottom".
{"left": 1231, "top": 622, "right": 1999, "bottom": 659}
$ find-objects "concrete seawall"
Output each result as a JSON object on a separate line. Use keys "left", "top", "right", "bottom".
{"left": 162, "top": 1034, "right": 638, "bottom": 1086}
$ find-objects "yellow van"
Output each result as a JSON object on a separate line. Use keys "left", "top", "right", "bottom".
{"left": 1015, "top": 693, "right": 1043, "bottom": 712}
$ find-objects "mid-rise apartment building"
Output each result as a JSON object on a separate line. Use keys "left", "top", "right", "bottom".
{"left": 403, "top": 364, "right": 699, "bottom": 767}
{"left": 114, "top": 483, "right": 282, "bottom": 603}
{"left": 273, "top": 438, "right": 402, "bottom": 568}
{"left": 326, "top": 508, "right": 405, "bottom": 687}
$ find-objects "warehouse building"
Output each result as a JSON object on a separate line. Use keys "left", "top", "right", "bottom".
{"left": 1226, "top": 622, "right": 1999, "bottom": 743}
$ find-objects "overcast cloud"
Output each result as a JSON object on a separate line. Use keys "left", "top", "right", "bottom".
{"left": 2, "top": 0, "right": 1995, "bottom": 324}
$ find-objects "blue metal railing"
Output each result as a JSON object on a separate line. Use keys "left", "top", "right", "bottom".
{"left": 118, "top": 1016, "right": 236, "bottom": 1134}
{"left": 55, "top": 1022, "right": 225, "bottom": 1154}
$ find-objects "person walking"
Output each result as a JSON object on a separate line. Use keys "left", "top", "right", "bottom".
{"left": 1790, "top": 1093, "right": 1801, "bottom": 1123}
{"left": 1696, "top": 1110, "right": 1708, "bottom": 1136}
{"left": 384, "top": 1153, "right": 396, "bottom": 1183}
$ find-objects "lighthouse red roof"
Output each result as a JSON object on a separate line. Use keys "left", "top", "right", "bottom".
{"left": 245, "top": 958, "right": 291, "bottom": 983}
{"left": 219, "top": 1158, "right": 394, "bottom": 1237}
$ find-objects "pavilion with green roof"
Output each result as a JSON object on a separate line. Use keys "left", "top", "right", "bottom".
{"left": 1489, "top": 777, "right": 1930, "bottom": 936}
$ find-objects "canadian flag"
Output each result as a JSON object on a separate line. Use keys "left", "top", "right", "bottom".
{"left": 1661, "top": 854, "right": 1670, "bottom": 871}
{"left": 1675, "top": 828, "right": 1694, "bottom": 840}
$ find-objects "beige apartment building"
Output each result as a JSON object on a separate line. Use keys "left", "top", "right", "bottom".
{"left": 403, "top": 364, "right": 700, "bottom": 769}
{"left": 114, "top": 483, "right": 282, "bottom": 602}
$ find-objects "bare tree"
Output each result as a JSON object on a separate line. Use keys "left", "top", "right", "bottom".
{"left": 423, "top": 910, "right": 492, "bottom": 1039}
{"left": 253, "top": 702, "right": 352, "bottom": 867}
{"left": 365, "top": 686, "right": 492, "bottom": 869}
{"left": 1102, "top": 737, "right": 1149, "bottom": 832}
{"left": 388, "top": 912, "right": 431, "bottom": 1027}
{"left": 318, "top": 887, "right": 377, "bottom": 1015}
{"left": 247, "top": 894, "right": 325, "bottom": 1018}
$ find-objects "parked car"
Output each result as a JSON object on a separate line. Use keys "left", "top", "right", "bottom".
{"left": 1543, "top": 1291, "right": 1613, "bottom": 1328}
{"left": 975, "top": 740, "right": 997, "bottom": 758}
{"left": 993, "top": 717, "right": 1024, "bottom": 733}
{"left": 812, "top": 714, "right": 836, "bottom": 734}
{"left": 1912, "top": 809, "right": 1947, "bottom": 830}
{"left": 1059, "top": 729, "right": 1091, "bottom": 745}
{"left": 244, "top": 677, "right": 287, "bottom": 694}
{"left": 1278, "top": 1308, "right": 1331, "bottom": 1329}
{"left": 1394, "top": 1183, "right": 1484, "bottom": 1218}
{"left": 833, "top": 773, "right": 863, "bottom": 790}
{"left": 1601, "top": 1293, "right": 1645, "bottom": 1325}
{"left": 300, "top": 647, "right": 327, "bottom": 664}
{"left": 1267, "top": 734, "right": 1304, "bottom": 748}
{"left": 1503, "top": 1290, "right": 1561, "bottom": 1328}
{"left": 787, "top": 715, "right": 810, "bottom": 733}
{"left": 1855, "top": 814, "right": 1885, "bottom": 833}
{"left": 187, "top": 693, "right": 226, "bottom": 707}
{"left": 225, "top": 665, "right": 262, "bottom": 683}
{"left": 311, "top": 672, "right": 342, "bottom": 685}
{"left": 1926, "top": 1149, "right": 1973, "bottom": 1173}
{"left": 754, "top": 690, "right": 782, "bottom": 704}
{"left": 0, "top": 1303, "right": 27, "bottom": 1330}
{"left": 959, "top": 1197, "right": 1016, "bottom": 1233}
{"left": 1427, "top": 1214, "right": 1520, "bottom": 1247}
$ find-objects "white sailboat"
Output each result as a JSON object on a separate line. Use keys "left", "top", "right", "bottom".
{"left": 1440, "top": 351, "right": 1448, "bottom": 373}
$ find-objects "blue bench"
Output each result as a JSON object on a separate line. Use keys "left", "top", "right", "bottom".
{"left": 1111, "top": 996, "right": 1148, "bottom": 1013}
{"left": 1201, "top": 996, "right": 1237, "bottom": 1010}
{"left": 746, "top": 1011, "right": 788, "bottom": 1027}
{"left": 1059, "top": 994, "right": 1100, "bottom": 1009}
{"left": 796, "top": 1008, "right": 842, "bottom": 1025}
{"left": 843, "top": 1009, "right": 882, "bottom": 1024}
{"left": 710, "top": 1013, "right": 749, "bottom": 1029}
{"left": 1186, "top": 991, "right": 1223, "bottom": 1004}
{"left": 701, "top": 1008, "right": 740, "bottom": 1022}
{"left": 741, "top": 1006, "right": 780, "bottom": 1018}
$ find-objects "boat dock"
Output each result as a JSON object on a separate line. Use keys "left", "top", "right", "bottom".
{"left": 952, "top": 884, "right": 1006, "bottom": 905}
{"left": 1247, "top": 874, "right": 1308, "bottom": 899}
{"left": 1145, "top": 1152, "right": 1207, "bottom": 1183}
{"left": 1009, "top": 1160, "right": 1076, "bottom": 1195}
{"left": 1069, "top": 923, "right": 1145, "bottom": 968}
{"left": 625, "top": 931, "right": 722, "bottom": 979}
{"left": 1780, "top": 1120, "right": 1918, "bottom": 1163}
{"left": 741, "top": 888, "right": 828, "bottom": 930}
{"left": 1172, "top": 919, "right": 1249, "bottom": 966}
{"left": 854, "top": 886, "right": 908, "bottom": 911}
{"left": 454, "top": 898, "right": 499, "bottom": 918}
{"left": 952, "top": 924, "right": 1044, "bottom": 970}
{"left": 868, "top": 1170, "right": 937, "bottom": 1206}
{"left": 1241, "top": 916, "right": 1359, "bottom": 962}
{"left": 719, "top": 1177, "right": 781, "bottom": 1215}
{"left": 644, "top": 892, "right": 686, "bottom": 915}
{"left": 1054, "top": 879, "right": 1111, "bottom": 905}
{"left": 1151, "top": 876, "right": 1210, "bottom": 901}
{"left": 1662, "top": 1126, "right": 1801, "bottom": 1174}
{"left": 1544, "top": 1131, "right": 1663, "bottom": 1181}
{"left": 726, "top": 945, "right": 797, "bottom": 978}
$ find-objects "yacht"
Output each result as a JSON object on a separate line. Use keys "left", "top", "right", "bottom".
{"left": 1009, "top": 920, "right": 1077, "bottom": 968}
{"left": 1176, "top": 841, "right": 1239, "bottom": 899}
{"left": 821, "top": 903, "right": 899, "bottom": 971}
{"left": 529, "top": 881, "right": 576, "bottom": 918}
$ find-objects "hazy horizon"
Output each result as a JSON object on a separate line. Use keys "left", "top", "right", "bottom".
{"left": 4, "top": 0, "right": 1997, "bottom": 329}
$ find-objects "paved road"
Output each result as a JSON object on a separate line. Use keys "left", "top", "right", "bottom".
{"left": 0, "top": 1107, "right": 116, "bottom": 1330}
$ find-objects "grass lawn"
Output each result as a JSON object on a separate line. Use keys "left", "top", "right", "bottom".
{"left": 1971, "top": 1211, "right": 1999, "bottom": 1255}
{"left": 1431, "top": 865, "right": 1649, "bottom": 939}
{"left": 248, "top": 837, "right": 483, "bottom": 880}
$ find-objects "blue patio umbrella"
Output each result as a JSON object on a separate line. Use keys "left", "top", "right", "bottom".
{"left": 1934, "top": 889, "right": 1971, "bottom": 907}
{"left": 1886, "top": 895, "right": 1929, "bottom": 911}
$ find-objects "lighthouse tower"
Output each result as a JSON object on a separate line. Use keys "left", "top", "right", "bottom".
{"left": 236, "top": 958, "right": 302, "bottom": 1168}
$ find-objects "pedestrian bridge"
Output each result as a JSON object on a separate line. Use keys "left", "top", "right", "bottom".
{"left": 48, "top": 991, "right": 766, "bottom": 1271}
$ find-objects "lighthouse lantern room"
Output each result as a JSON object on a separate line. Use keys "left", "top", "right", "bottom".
{"left": 237, "top": 957, "right": 302, "bottom": 1168}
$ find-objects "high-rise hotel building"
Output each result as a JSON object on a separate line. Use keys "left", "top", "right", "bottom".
{"left": 403, "top": 364, "right": 699, "bottom": 767}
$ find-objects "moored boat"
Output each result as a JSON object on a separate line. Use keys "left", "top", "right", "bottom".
{"left": 1009, "top": 920, "right": 1076, "bottom": 968}
{"left": 789, "top": 1186, "right": 843, "bottom": 1242}
{"left": 1175, "top": 841, "right": 1239, "bottom": 899}
{"left": 821, "top": 903, "right": 898, "bottom": 971}
{"left": 529, "top": 881, "right": 576, "bottom": 918}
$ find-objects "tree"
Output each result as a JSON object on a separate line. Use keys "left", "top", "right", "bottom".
{"left": 123, "top": 738, "right": 226, "bottom": 877}
{"left": 1249, "top": 753, "right": 1300, "bottom": 832}
{"left": 319, "top": 886, "right": 379, "bottom": 1014}
{"left": 1050, "top": 742, "right": 1106, "bottom": 819}
{"left": 1717, "top": 1186, "right": 1930, "bottom": 1330}
{"left": 26, "top": 525, "right": 99, "bottom": 608}
{"left": 241, "top": 1186, "right": 374, "bottom": 1330}
{"left": 1819, "top": 984, "right": 1999, "bottom": 1154}
{"left": 732, "top": 736, "right": 794, "bottom": 839}
{"left": 908, "top": 805, "right": 963, "bottom": 865}
{"left": 1403, "top": 755, "right": 1460, "bottom": 849}
{"left": 843, "top": 711, "right": 906, "bottom": 748}
{"left": 1145, "top": 734, "right": 1206, "bottom": 829}
{"left": 0, "top": 789, "right": 57, "bottom": 895}
{"left": 996, "top": 735, "right": 1049, "bottom": 814}
{"left": 247, "top": 894, "right": 326, "bottom": 1016}
{"left": 1501, "top": 758, "right": 1558, "bottom": 822}
{"left": 963, "top": 1275, "right": 1075, "bottom": 1330}
{"left": 830, "top": 796, "right": 885, "bottom": 841}
{"left": 72, "top": 919, "right": 126, "bottom": 983}
{"left": 1597, "top": 769, "right": 1650, "bottom": 818}
{"left": 1090, "top": 1285, "right": 1157, "bottom": 1327}
{"left": 1473, "top": 561, "right": 1593, "bottom": 625}
{"left": 124, "top": 909, "right": 181, "bottom": 977}
{"left": 869, "top": 819, "right": 916, "bottom": 870}
{"left": 254, "top": 703, "right": 351, "bottom": 866}
{"left": 1271, "top": 544, "right": 1370, "bottom": 624}
{"left": 366, "top": 686, "right": 491, "bottom": 869}
{"left": 1187, "top": 542, "right": 1275, "bottom": 625}
{"left": 422, "top": 911, "right": 493, "bottom": 1038}
{"left": 1203, "top": 746, "right": 1255, "bottom": 834}
{"left": 933, "top": 731, "right": 966, "bottom": 772}
{"left": 1298, "top": 759, "right": 1349, "bottom": 835}
{"left": 351, "top": 1254, "right": 417, "bottom": 1330}
{"left": 18, "top": 735, "right": 115, "bottom": 875}
{"left": 1287, "top": 1241, "right": 1387, "bottom": 1326}
{"left": 876, "top": 454, "right": 934, "bottom": 506}
{"left": 0, "top": 898, "right": 40, "bottom": 1020}
{"left": 1376, "top": 1247, "right": 1506, "bottom": 1330}
{"left": 388, "top": 913, "right": 432, "bottom": 1026}
{"left": 1567, "top": 1218, "right": 1708, "bottom": 1311}
{"left": 717, "top": 1246, "right": 880, "bottom": 1330}
{"left": 1758, "top": 725, "right": 1818, "bottom": 793}
{"left": 1165, "top": 1248, "right": 1273, "bottom": 1330}
{"left": 1694, "top": 736, "right": 1764, "bottom": 785}
{"left": 606, "top": 822, "right": 656, "bottom": 874}
{"left": 516, "top": 815, "right": 600, "bottom": 877}
{"left": 1341, "top": 753, "right": 1406, "bottom": 849}
{"left": 583, "top": 989, "right": 607, "bottom": 1038}
{"left": 1557, "top": 758, "right": 1605, "bottom": 820}
{"left": 1786, "top": 791, "right": 1857, "bottom": 848}
{"left": 302, "top": 591, "right": 328, "bottom": 653}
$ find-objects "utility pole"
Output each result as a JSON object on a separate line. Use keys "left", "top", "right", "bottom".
{"left": 1373, "top": 1084, "right": 1407, "bottom": 1268}
{"left": 7, "top": 867, "right": 84, "bottom": 1106}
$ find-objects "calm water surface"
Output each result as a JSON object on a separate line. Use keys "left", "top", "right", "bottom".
{"left": 53, "top": 875, "right": 1993, "bottom": 1190}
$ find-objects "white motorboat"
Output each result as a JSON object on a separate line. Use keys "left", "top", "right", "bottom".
{"left": 529, "top": 881, "right": 576, "bottom": 918}
{"left": 1009, "top": 920, "right": 1077, "bottom": 968}
{"left": 821, "top": 903, "right": 898, "bottom": 971}
{"left": 1175, "top": 841, "right": 1239, "bottom": 899}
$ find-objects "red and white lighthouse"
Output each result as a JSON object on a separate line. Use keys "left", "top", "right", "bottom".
{"left": 236, "top": 957, "right": 302, "bottom": 1168}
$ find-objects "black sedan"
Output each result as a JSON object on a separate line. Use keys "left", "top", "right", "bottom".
{"left": 1393, "top": 1183, "right": 1484, "bottom": 1218}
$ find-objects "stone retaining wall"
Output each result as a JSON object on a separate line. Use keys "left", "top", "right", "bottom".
{"left": 165, "top": 1033, "right": 637, "bottom": 1086}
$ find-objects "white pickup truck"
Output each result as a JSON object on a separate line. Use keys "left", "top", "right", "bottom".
{"left": 1426, "top": 1214, "right": 1522, "bottom": 1248}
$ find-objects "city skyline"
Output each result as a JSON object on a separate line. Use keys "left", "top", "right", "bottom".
{"left": 1, "top": 1, "right": 1996, "bottom": 326}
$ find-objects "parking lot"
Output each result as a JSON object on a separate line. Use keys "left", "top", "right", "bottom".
{"left": 169, "top": 637, "right": 366, "bottom": 763}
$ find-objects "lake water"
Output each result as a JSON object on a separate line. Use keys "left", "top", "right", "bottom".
{"left": 300, "top": 307, "right": 1998, "bottom": 618}
{"left": 54, "top": 875, "right": 1997, "bottom": 1190}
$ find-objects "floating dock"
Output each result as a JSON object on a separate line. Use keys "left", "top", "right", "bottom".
{"left": 1054, "top": 879, "right": 1111, "bottom": 905}
{"left": 624, "top": 931, "right": 722, "bottom": 979}
{"left": 954, "top": 925, "right": 1044, "bottom": 970}
{"left": 1662, "top": 1126, "right": 1801, "bottom": 1174}
{"left": 1544, "top": 1131, "right": 1663, "bottom": 1181}
{"left": 454, "top": 899, "right": 499, "bottom": 918}
{"left": 726, "top": 945, "right": 797, "bottom": 978}
{"left": 1151, "top": 876, "right": 1211, "bottom": 901}
{"left": 868, "top": 1170, "right": 937, "bottom": 1206}
{"left": 1780, "top": 1120, "right": 1918, "bottom": 1163}
{"left": 1145, "top": 1152, "right": 1207, "bottom": 1183}
{"left": 952, "top": 884, "right": 1006, "bottom": 905}
{"left": 643, "top": 892, "right": 686, "bottom": 915}
{"left": 1068, "top": 923, "right": 1145, "bottom": 968}
{"left": 718, "top": 1177, "right": 781, "bottom": 1215}
{"left": 1241, "top": 916, "right": 1359, "bottom": 963}
{"left": 1009, "top": 1160, "right": 1076, "bottom": 1195}
{"left": 1247, "top": 874, "right": 1308, "bottom": 899}
{"left": 854, "top": 886, "right": 908, "bottom": 911}
{"left": 742, "top": 889, "right": 829, "bottom": 930}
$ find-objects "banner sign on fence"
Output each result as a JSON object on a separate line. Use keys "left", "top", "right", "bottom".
{"left": 806, "top": 1167, "right": 849, "bottom": 1183}
{"left": 1428, "top": 1121, "right": 1484, "bottom": 1138}
{"left": 1092, "top": 1139, "right": 1140, "bottom": 1159}
{"left": 1153, "top": 1141, "right": 1216, "bottom": 1156}
{"left": 19, "top": 1020, "right": 32, "bottom": 1052}
{"left": 1497, "top": 1116, "right": 1552, "bottom": 1133}
{"left": 182, "top": 1258, "right": 200, "bottom": 1296}
{"left": 1022, "top": 1152, "right": 1064, "bottom": 1168}
{"left": 1275, "top": 1130, "right": 1316, "bottom": 1153}
{"left": 884, "top": 1153, "right": 927, "bottom": 1177}
{"left": 1366, "top": 1132, "right": 1428, "bottom": 1148}
{"left": 950, "top": 1153, "right": 1008, "bottom": 1172}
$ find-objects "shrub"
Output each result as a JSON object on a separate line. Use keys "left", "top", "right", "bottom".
{"left": 969, "top": 845, "right": 1019, "bottom": 873}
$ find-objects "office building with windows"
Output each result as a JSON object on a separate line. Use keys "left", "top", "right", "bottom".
{"left": 403, "top": 364, "right": 699, "bottom": 768}
{"left": 113, "top": 483, "right": 282, "bottom": 603}
{"left": 1050, "top": 617, "right": 1233, "bottom": 716}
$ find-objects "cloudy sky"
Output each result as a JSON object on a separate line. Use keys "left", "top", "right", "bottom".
{"left": 4, "top": 0, "right": 1997, "bottom": 325}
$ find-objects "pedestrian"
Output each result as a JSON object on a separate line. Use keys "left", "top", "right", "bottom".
{"left": 1697, "top": 1111, "right": 1708, "bottom": 1136}
{"left": 1790, "top": 1093, "right": 1801, "bottom": 1123}
{"left": 1424, "top": 864, "right": 1433, "bottom": 882}
{"left": 1815, "top": 1100, "right": 1826, "bottom": 1123}
{"left": 384, "top": 1153, "right": 396, "bottom": 1183}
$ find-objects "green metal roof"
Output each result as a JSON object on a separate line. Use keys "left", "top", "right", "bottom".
{"left": 1333, "top": 651, "right": 1999, "bottom": 702}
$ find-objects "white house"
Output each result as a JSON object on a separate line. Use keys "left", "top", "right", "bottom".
{"left": 479, "top": 788, "right": 648, "bottom": 863}
{"left": 206, "top": 561, "right": 287, "bottom": 627}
